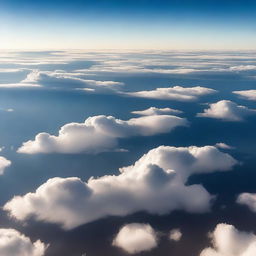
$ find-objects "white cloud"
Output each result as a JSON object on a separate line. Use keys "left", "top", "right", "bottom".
{"left": 0, "top": 68, "right": 26, "bottom": 73}
{"left": 22, "top": 70, "right": 124, "bottom": 91}
{"left": 86, "top": 63, "right": 198, "bottom": 74}
{"left": 0, "top": 156, "right": 11, "bottom": 175}
{"left": 197, "top": 100, "right": 256, "bottom": 121}
{"left": 5, "top": 145, "right": 237, "bottom": 229}
{"left": 131, "top": 107, "right": 183, "bottom": 116}
{"left": 233, "top": 90, "right": 256, "bottom": 101}
{"left": 169, "top": 229, "right": 182, "bottom": 242}
{"left": 230, "top": 65, "right": 256, "bottom": 71}
{"left": 215, "top": 143, "right": 234, "bottom": 150}
{"left": 126, "top": 86, "right": 217, "bottom": 101}
{"left": 113, "top": 223, "right": 158, "bottom": 254}
{"left": 0, "top": 83, "right": 40, "bottom": 88}
{"left": 6, "top": 108, "right": 14, "bottom": 112}
{"left": 0, "top": 108, "right": 14, "bottom": 112}
{"left": 237, "top": 193, "right": 256, "bottom": 212}
{"left": 200, "top": 223, "right": 256, "bottom": 256}
{"left": 0, "top": 228, "right": 47, "bottom": 256}
{"left": 17, "top": 114, "right": 188, "bottom": 154}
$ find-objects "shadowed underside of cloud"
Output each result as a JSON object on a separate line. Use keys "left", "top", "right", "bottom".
{"left": 197, "top": 100, "right": 256, "bottom": 121}
{"left": 5, "top": 145, "right": 237, "bottom": 229}
{"left": 131, "top": 107, "right": 183, "bottom": 116}
{"left": 113, "top": 223, "right": 158, "bottom": 254}
{"left": 233, "top": 90, "right": 256, "bottom": 101}
{"left": 200, "top": 223, "right": 256, "bottom": 256}
{"left": 125, "top": 86, "right": 217, "bottom": 101}
{"left": 0, "top": 228, "right": 47, "bottom": 256}
{"left": 0, "top": 156, "right": 11, "bottom": 175}
{"left": 17, "top": 114, "right": 188, "bottom": 154}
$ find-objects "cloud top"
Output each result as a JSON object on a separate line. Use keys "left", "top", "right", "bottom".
{"left": 233, "top": 90, "right": 256, "bottom": 101}
{"left": 5, "top": 145, "right": 237, "bottom": 229}
{"left": 131, "top": 107, "right": 182, "bottom": 116}
{"left": 200, "top": 223, "right": 256, "bottom": 256}
{"left": 113, "top": 223, "right": 158, "bottom": 254}
{"left": 197, "top": 100, "right": 256, "bottom": 121}
{"left": 126, "top": 86, "right": 217, "bottom": 101}
{"left": 0, "top": 156, "right": 11, "bottom": 175}
{"left": 169, "top": 229, "right": 182, "bottom": 241}
{"left": 0, "top": 228, "right": 47, "bottom": 256}
{"left": 237, "top": 193, "right": 256, "bottom": 212}
{"left": 17, "top": 114, "right": 188, "bottom": 154}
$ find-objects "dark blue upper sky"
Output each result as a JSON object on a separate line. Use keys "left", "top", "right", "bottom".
{"left": 1, "top": 0, "right": 256, "bottom": 50}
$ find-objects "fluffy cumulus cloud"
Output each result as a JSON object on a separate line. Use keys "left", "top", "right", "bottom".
{"left": 197, "top": 100, "right": 256, "bottom": 121}
{"left": 131, "top": 107, "right": 182, "bottom": 116}
{"left": 200, "top": 223, "right": 256, "bottom": 256}
{"left": 233, "top": 90, "right": 256, "bottom": 101}
{"left": 5, "top": 145, "right": 237, "bottom": 229}
{"left": 169, "top": 229, "right": 182, "bottom": 242}
{"left": 0, "top": 156, "right": 11, "bottom": 175}
{"left": 126, "top": 86, "right": 217, "bottom": 101}
{"left": 0, "top": 228, "right": 47, "bottom": 256}
{"left": 17, "top": 114, "right": 188, "bottom": 154}
{"left": 237, "top": 193, "right": 256, "bottom": 212}
{"left": 113, "top": 223, "right": 158, "bottom": 254}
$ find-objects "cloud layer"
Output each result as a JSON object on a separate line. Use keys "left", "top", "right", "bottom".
{"left": 197, "top": 100, "right": 256, "bottom": 121}
{"left": 113, "top": 223, "right": 158, "bottom": 254}
{"left": 0, "top": 70, "right": 123, "bottom": 91}
{"left": 17, "top": 114, "right": 188, "bottom": 154}
{"left": 0, "top": 228, "right": 47, "bottom": 256}
{"left": 200, "top": 223, "right": 256, "bottom": 256}
{"left": 22, "top": 70, "right": 124, "bottom": 91}
{"left": 5, "top": 145, "right": 237, "bottom": 229}
{"left": 126, "top": 86, "right": 217, "bottom": 101}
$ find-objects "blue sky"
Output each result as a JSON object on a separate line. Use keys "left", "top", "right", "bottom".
{"left": 1, "top": 0, "right": 256, "bottom": 50}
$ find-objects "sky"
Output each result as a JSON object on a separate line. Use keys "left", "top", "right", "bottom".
{"left": 1, "top": 0, "right": 256, "bottom": 50}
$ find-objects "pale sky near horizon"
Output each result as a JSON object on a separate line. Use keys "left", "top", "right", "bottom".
{"left": 1, "top": 0, "right": 256, "bottom": 50}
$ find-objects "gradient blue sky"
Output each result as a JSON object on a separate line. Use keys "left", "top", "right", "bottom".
{"left": 1, "top": 0, "right": 256, "bottom": 50}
